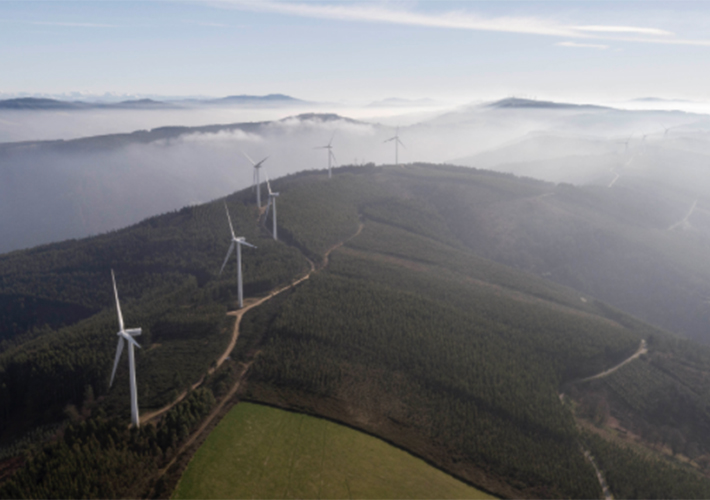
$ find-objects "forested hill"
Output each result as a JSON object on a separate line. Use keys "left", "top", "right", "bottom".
{"left": 2, "top": 163, "right": 710, "bottom": 498}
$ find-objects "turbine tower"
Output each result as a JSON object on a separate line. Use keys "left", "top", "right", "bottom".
{"left": 219, "top": 203, "right": 257, "bottom": 308}
{"left": 264, "top": 171, "right": 280, "bottom": 241}
{"left": 315, "top": 133, "right": 337, "bottom": 178}
{"left": 384, "top": 127, "right": 405, "bottom": 166}
{"left": 242, "top": 152, "right": 269, "bottom": 208}
{"left": 109, "top": 270, "right": 142, "bottom": 428}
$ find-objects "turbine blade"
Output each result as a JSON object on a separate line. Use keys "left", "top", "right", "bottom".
{"left": 328, "top": 131, "right": 335, "bottom": 147}
{"left": 330, "top": 150, "right": 337, "bottom": 165}
{"left": 125, "top": 328, "right": 142, "bottom": 337}
{"left": 264, "top": 199, "right": 271, "bottom": 219}
{"left": 219, "top": 242, "right": 235, "bottom": 276}
{"left": 254, "top": 157, "right": 269, "bottom": 168}
{"left": 384, "top": 137, "right": 396, "bottom": 143}
{"left": 110, "top": 337, "right": 124, "bottom": 388}
{"left": 111, "top": 269, "right": 125, "bottom": 333}
{"left": 242, "top": 150, "right": 256, "bottom": 165}
{"left": 224, "top": 203, "right": 236, "bottom": 239}
{"left": 397, "top": 137, "right": 406, "bottom": 148}
{"left": 240, "top": 240, "right": 257, "bottom": 249}
{"left": 264, "top": 169, "right": 273, "bottom": 195}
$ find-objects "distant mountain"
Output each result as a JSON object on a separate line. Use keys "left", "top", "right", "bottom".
{"left": 290, "top": 112, "right": 361, "bottom": 124}
{"left": 629, "top": 97, "right": 694, "bottom": 103}
{"left": 485, "top": 97, "right": 609, "bottom": 110}
{"left": 0, "top": 97, "right": 178, "bottom": 111}
{"left": 0, "top": 98, "right": 90, "bottom": 110}
{"left": 0, "top": 112, "right": 360, "bottom": 154}
{"left": 109, "top": 98, "right": 177, "bottom": 109}
{"left": 0, "top": 95, "right": 314, "bottom": 111}
{"left": 207, "top": 93, "right": 312, "bottom": 106}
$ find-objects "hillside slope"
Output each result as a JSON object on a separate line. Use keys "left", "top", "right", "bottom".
{"left": 2, "top": 165, "right": 710, "bottom": 498}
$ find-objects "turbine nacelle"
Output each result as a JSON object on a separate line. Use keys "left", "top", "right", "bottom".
{"left": 315, "top": 132, "right": 336, "bottom": 151}
{"left": 236, "top": 237, "right": 257, "bottom": 249}
{"left": 242, "top": 151, "right": 269, "bottom": 169}
{"left": 118, "top": 329, "right": 142, "bottom": 348}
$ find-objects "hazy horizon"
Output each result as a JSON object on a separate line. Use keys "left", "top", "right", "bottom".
{"left": 3, "top": 0, "right": 710, "bottom": 105}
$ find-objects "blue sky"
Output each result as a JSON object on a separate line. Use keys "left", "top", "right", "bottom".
{"left": 2, "top": 1, "right": 710, "bottom": 104}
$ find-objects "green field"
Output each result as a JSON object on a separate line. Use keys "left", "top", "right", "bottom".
{"left": 173, "top": 402, "right": 493, "bottom": 499}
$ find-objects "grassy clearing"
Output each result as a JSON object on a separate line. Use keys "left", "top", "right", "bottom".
{"left": 173, "top": 402, "right": 492, "bottom": 499}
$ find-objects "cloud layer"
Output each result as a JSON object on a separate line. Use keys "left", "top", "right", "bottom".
{"left": 212, "top": 0, "right": 710, "bottom": 47}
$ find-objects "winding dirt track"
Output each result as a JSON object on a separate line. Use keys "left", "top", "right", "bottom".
{"left": 578, "top": 339, "right": 647, "bottom": 383}
{"left": 561, "top": 338, "right": 648, "bottom": 499}
{"left": 140, "top": 264, "right": 315, "bottom": 426}
{"left": 150, "top": 220, "right": 364, "bottom": 482}
{"left": 142, "top": 221, "right": 363, "bottom": 425}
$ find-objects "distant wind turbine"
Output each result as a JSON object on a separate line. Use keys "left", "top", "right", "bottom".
{"left": 219, "top": 203, "right": 257, "bottom": 308}
{"left": 315, "top": 133, "right": 337, "bottom": 178}
{"left": 242, "top": 152, "right": 268, "bottom": 208}
{"left": 264, "top": 170, "right": 279, "bottom": 241}
{"left": 623, "top": 134, "right": 633, "bottom": 153}
{"left": 384, "top": 127, "right": 405, "bottom": 166}
{"left": 109, "top": 270, "right": 142, "bottom": 428}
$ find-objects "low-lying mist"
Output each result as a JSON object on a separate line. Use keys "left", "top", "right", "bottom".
{"left": 2, "top": 99, "right": 710, "bottom": 254}
{"left": 0, "top": 102, "right": 455, "bottom": 143}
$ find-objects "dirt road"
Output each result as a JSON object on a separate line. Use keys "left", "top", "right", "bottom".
{"left": 579, "top": 339, "right": 647, "bottom": 382}
{"left": 150, "top": 220, "right": 365, "bottom": 485}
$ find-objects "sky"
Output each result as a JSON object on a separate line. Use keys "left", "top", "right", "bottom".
{"left": 2, "top": 0, "right": 710, "bottom": 105}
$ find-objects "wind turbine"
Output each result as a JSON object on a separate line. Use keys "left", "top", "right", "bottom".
{"left": 315, "top": 133, "right": 337, "bottom": 178}
{"left": 109, "top": 270, "right": 142, "bottom": 428}
{"left": 384, "top": 127, "right": 405, "bottom": 166}
{"left": 242, "top": 152, "right": 268, "bottom": 208}
{"left": 623, "top": 134, "right": 633, "bottom": 153}
{"left": 264, "top": 170, "right": 279, "bottom": 241}
{"left": 219, "top": 203, "right": 257, "bottom": 308}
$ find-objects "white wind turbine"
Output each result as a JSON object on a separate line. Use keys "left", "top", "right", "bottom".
{"left": 315, "top": 133, "right": 337, "bottom": 178}
{"left": 384, "top": 127, "right": 405, "bottom": 166}
{"left": 264, "top": 170, "right": 279, "bottom": 241}
{"left": 219, "top": 203, "right": 257, "bottom": 308}
{"left": 109, "top": 269, "right": 142, "bottom": 428}
{"left": 242, "top": 152, "right": 269, "bottom": 208}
